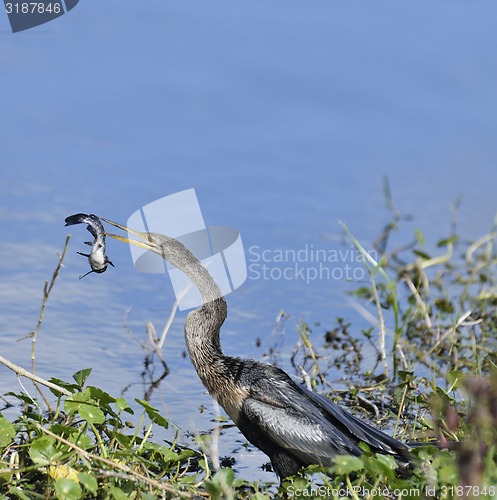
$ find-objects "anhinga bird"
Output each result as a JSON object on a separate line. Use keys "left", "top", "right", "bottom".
{"left": 102, "top": 217, "right": 412, "bottom": 479}
{"left": 65, "top": 214, "right": 115, "bottom": 279}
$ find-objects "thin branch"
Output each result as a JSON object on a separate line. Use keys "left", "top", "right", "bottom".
{"left": 297, "top": 322, "right": 329, "bottom": 388}
{"left": 402, "top": 274, "right": 433, "bottom": 333}
{"left": 340, "top": 222, "right": 392, "bottom": 375}
{"left": 465, "top": 231, "right": 497, "bottom": 263}
{"left": 0, "top": 355, "right": 71, "bottom": 396}
{"left": 26, "top": 236, "right": 71, "bottom": 409}
{"left": 411, "top": 310, "right": 473, "bottom": 368}
{"left": 157, "top": 283, "right": 190, "bottom": 350}
{"left": 31, "top": 235, "right": 70, "bottom": 375}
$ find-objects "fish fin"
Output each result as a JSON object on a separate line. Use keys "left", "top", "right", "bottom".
{"left": 85, "top": 224, "right": 98, "bottom": 238}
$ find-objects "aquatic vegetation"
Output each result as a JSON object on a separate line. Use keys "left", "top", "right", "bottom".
{"left": 1, "top": 201, "right": 497, "bottom": 498}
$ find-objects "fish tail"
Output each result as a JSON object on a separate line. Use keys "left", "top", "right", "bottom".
{"left": 65, "top": 213, "right": 90, "bottom": 226}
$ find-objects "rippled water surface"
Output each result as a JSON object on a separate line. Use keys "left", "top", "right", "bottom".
{"left": 1, "top": 2, "right": 497, "bottom": 481}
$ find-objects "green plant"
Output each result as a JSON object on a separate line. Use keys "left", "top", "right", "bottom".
{"left": 3, "top": 190, "right": 497, "bottom": 498}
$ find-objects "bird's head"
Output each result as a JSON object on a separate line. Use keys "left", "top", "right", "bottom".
{"left": 101, "top": 216, "right": 226, "bottom": 310}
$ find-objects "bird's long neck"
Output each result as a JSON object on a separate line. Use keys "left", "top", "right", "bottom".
{"left": 153, "top": 234, "right": 228, "bottom": 390}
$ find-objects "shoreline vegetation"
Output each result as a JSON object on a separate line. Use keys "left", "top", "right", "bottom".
{"left": 2, "top": 200, "right": 497, "bottom": 498}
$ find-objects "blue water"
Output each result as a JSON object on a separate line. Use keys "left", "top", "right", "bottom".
{"left": 1, "top": 1, "right": 497, "bottom": 482}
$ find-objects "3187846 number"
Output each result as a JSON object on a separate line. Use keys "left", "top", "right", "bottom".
{"left": 5, "top": 3, "right": 62, "bottom": 14}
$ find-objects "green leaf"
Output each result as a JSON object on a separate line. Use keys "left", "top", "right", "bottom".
{"left": 142, "top": 442, "right": 179, "bottom": 461}
{"left": 447, "top": 369, "right": 464, "bottom": 390}
{"left": 488, "top": 359, "right": 497, "bottom": 377}
{"left": 110, "top": 486, "right": 128, "bottom": 500}
{"left": 88, "top": 386, "right": 115, "bottom": 405}
{"left": 420, "top": 416, "right": 435, "bottom": 429}
{"left": 29, "top": 436, "right": 60, "bottom": 466}
{"left": 78, "top": 472, "right": 98, "bottom": 494}
{"left": 331, "top": 454, "right": 364, "bottom": 475}
{"left": 216, "top": 467, "right": 235, "bottom": 485}
{"left": 350, "top": 286, "right": 373, "bottom": 300}
{"left": 160, "top": 447, "right": 180, "bottom": 461}
{"left": 49, "top": 423, "right": 78, "bottom": 437}
{"left": 135, "top": 399, "right": 169, "bottom": 429}
{"left": 434, "top": 297, "right": 455, "bottom": 314}
{"left": 47, "top": 424, "right": 91, "bottom": 450}
{"left": 110, "top": 431, "right": 132, "bottom": 448}
{"left": 437, "top": 235, "right": 458, "bottom": 247}
{"left": 375, "top": 453, "right": 398, "bottom": 471}
{"left": 415, "top": 228, "right": 425, "bottom": 245}
{"left": 115, "top": 397, "right": 133, "bottom": 414}
{"left": 78, "top": 404, "right": 105, "bottom": 425}
{"left": 69, "top": 432, "right": 92, "bottom": 450}
{"left": 412, "top": 249, "right": 431, "bottom": 260}
{"left": 3, "top": 487, "right": 30, "bottom": 500}
{"left": 65, "top": 391, "right": 91, "bottom": 414}
{"left": 54, "top": 478, "right": 82, "bottom": 500}
{"left": 212, "top": 415, "right": 228, "bottom": 422}
{"left": 177, "top": 448, "right": 198, "bottom": 461}
{"left": 358, "top": 442, "right": 371, "bottom": 455}
{"left": 204, "top": 468, "right": 235, "bottom": 495}
{"left": 72, "top": 368, "right": 92, "bottom": 388}
{"left": 65, "top": 390, "right": 106, "bottom": 424}
{"left": 438, "top": 460, "right": 458, "bottom": 484}
{"left": 48, "top": 378, "right": 79, "bottom": 395}
{"left": 5, "top": 391, "right": 38, "bottom": 405}
{"left": 0, "top": 415, "right": 16, "bottom": 447}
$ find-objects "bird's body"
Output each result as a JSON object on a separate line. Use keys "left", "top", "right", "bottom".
{"left": 102, "top": 222, "right": 412, "bottom": 479}
{"left": 184, "top": 295, "right": 411, "bottom": 478}
{"left": 65, "top": 213, "right": 114, "bottom": 278}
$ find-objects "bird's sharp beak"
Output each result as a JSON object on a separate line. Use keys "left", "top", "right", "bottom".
{"left": 100, "top": 217, "right": 157, "bottom": 252}
{"left": 99, "top": 217, "right": 144, "bottom": 237}
{"left": 104, "top": 231, "right": 156, "bottom": 251}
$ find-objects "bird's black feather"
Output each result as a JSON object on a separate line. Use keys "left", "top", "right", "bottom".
{"left": 231, "top": 359, "right": 410, "bottom": 478}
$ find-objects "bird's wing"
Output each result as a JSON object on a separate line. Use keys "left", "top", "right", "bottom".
{"left": 243, "top": 398, "right": 360, "bottom": 465}
{"left": 241, "top": 365, "right": 408, "bottom": 465}
{"left": 242, "top": 373, "right": 363, "bottom": 464}
{"left": 303, "top": 389, "right": 409, "bottom": 456}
